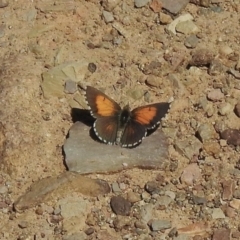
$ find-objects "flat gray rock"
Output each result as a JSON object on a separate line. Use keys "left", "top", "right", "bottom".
{"left": 64, "top": 121, "right": 169, "bottom": 174}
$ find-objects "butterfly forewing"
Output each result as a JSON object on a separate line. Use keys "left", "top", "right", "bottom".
{"left": 131, "top": 103, "right": 170, "bottom": 129}
{"left": 85, "top": 86, "right": 121, "bottom": 118}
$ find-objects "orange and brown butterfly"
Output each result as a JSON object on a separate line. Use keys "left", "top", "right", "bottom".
{"left": 85, "top": 86, "right": 170, "bottom": 148}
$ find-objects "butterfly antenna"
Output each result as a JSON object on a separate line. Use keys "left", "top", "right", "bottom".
{"left": 112, "top": 84, "right": 117, "bottom": 92}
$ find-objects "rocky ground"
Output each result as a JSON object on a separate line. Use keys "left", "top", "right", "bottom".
{"left": 0, "top": 0, "right": 240, "bottom": 239}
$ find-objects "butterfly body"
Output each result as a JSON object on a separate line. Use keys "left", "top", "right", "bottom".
{"left": 85, "top": 86, "right": 170, "bottom": 148}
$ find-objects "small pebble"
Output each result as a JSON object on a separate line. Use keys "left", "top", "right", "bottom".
{"left": 143, "top": 61, "right": 162, "bottom": 75}
{"left": 210, "top": 5, "right": 223, "bottom": 13}
{"left": 126, "top": 88, "right": 145, "bottom": 100}
{"left": 184, "top": 35, "right": 199, "bottom": 48}
{"left": 218, "top": 102, "right": 232, "bottom": 116}
{"left": 174, "top": 136, "right": 202, "bottom": 160}
{"left": 192, "top": 195, "right": 207, "bottom": 205}
{"left": 156, "top": 195, "right": 173, "bottom": 207}
{"left": 232, "top": 231, "right": 240, "bottom": 239}
{"left": 159, "top": 12, "right": 172, "bottom": 24}
{"left": 53, "top": 207, "right": 61, "bottom": 215}
{"left": 212, "top": 208, "right": 225, "bottom": 219}
{"left": 208, "top": 59, "right": 224, "bottom": 76}
{"left": 180, "top": 163, "right": 201, "bottom": 186}
{"left": 227, "top": 68, "right": 240, "bottom": 79}
{"left": 0, "top": 201, "right": 8, "bottom": 209}
{"left": 42, "top": 112, "right": 51, "bottom": 121}
{"left": 113, "top": 36, "right": 122, "bottom": 45}
{"left": 140, "top": 204, "right": 154, "bottom": 222}
{"left": 110, "top": 196, "right": 131, "bottom": 216}
{"left": 88, "top": 63, "right": 97, "bottom": 73}
{"left": 196, "top": 123, "right": 216, "bottom": 142}
{"left": 112, "top": 182, "right": 122, "bottom": 194}
{"left": 119, "top": 182, "right": 126, "bottom": 190}
{"left": 35, "top": 206, "right": 44, "bottom": 215}
{"left": 212, "top": 228, "right": 230, "bottom": 240}
{"left": 219, "top": 139, "right": 227, "bottom": 147}
{"left": 0, "top": 24, "right": 5, "bottom": 38}
{"left": 206, "top": 105, "right": 214, "bottom": 117}
{"left": 121, "top": 16, "right": 131, "bottom": 26}
{"left": 189, "top": 48, "right": 214, "bottom": 66}
{"left": 168, "top": 227, "right": 177, "bottom": 237}
{"left": 102, "top": 33, "right": 113, "bottom": 42}
{"left": 165, "top": 190, "right": 175, "bottom": 200}
{"left": 149, "top": 0, "right": 162, "bottom": 13}
{"left": 203, "top": 141, "right": 220, "bottom": 156}
{"left": 64, "top": 80, "right": 77, "bottom": 94}
{"left": 87, "top": 42, "right": 96, "bottom": 49}
{"left": 85, "top": 213, "right": 96, "bottom": 226}
{"left": 135, "top": 220, "right": 147, "bottom": 230}
{"left": 220, "top": 129, "right": 240, "bottom": 146}
{"left": 134, "top": 0, "right": 150, "bottom": 8}
{"left": 127, "top": 191, "right": 141, "bottom": 203}
{"left": 49, "top": 215, "right": 63, "bottom": 224}
{"left": 223, "top": 206, "right": 236, "bottom": 218}
{"left": 214, "top": 120, "right": 226, "bottom": 133}
{"left": 175, "top": 20, "right": 199, "bottom": 35}
{"left": 150, "top": 219, "right": 172, "bottom": 231}
{"left": 9, "top": 212, "right": 16, "bottom": 220}
{"left": 155, "top": 174, "right": 165, "bottom": 184}
{"left": 207, "top": 89, "right": 224, "bottom": 101}
{"left": 62, "top": 232, "right": 87, "bottom": 240}
{"left": 113, "top": 215, "right": 131, "bottom": 230}
{"left": 161, "top": 0, "right": 190, "bottom": 15}
{"left": 42, "top": 205, "right": 54, "bottom": 214}
{"left": 145, "top": 181, "right": 161, "bottom": 194}
{"left": 233, "top": 189, "right": 240, "bottom": 199}
{"left": 146, "top": 76, "right": 161, "bottom": 87}
{"left": 219, "top": 45, "right": 233, "bottom": 56}
{"left": 85, "top": 227, "right": 94, "bottom": 235}
{"left": 0, "top": 185, "right": 8, "bottom": 194}
{"left": 141, "top": 191, "right": 150, "bottom": 200}
{"left": 234, "top": 101, "right": 240, "bottom": 117}
{"left": 236, "top": 57, "right": 240, "bottom": 71}
{"left": 18, "top": 221, "right": 28, "bottom": 229}
{"left": 102, "top": 10, "right": 114, "bottom": 23}
{"left": 190, "top": 0, "right": 210, "bottom": 7}
{"left": 101, "top": 0, "right": 122, "bottom": 11}
{"left": 0, "top": 0, "right": 8, "bottom": 8}
{"left": 229, "top": 199, "right": 240, "bottom": 210}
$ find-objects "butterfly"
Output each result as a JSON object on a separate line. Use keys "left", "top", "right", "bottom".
{"left": 85, "top": 86, "right": 170, "bottom": 148}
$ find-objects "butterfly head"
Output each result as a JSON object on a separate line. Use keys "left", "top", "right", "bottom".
{"left": 122, "top": 104, "right": 130, "bottom": 111}
{"left": 119, "top": 105, "right": 131, "bottom": 127}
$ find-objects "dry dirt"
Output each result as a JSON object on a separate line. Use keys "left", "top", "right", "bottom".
{"left": 0, "top": 0, "right": 240, "bottom": 239}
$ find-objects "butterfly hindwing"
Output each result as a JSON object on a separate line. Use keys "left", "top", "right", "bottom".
{"left": 85, "top": 86, "right": 121, "bottom": 118}
{"left": 120, "top": 119, "right": 146, "bottom": 147}
{"left": 94, "top": 117, "right": 118, "bottom": 144}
